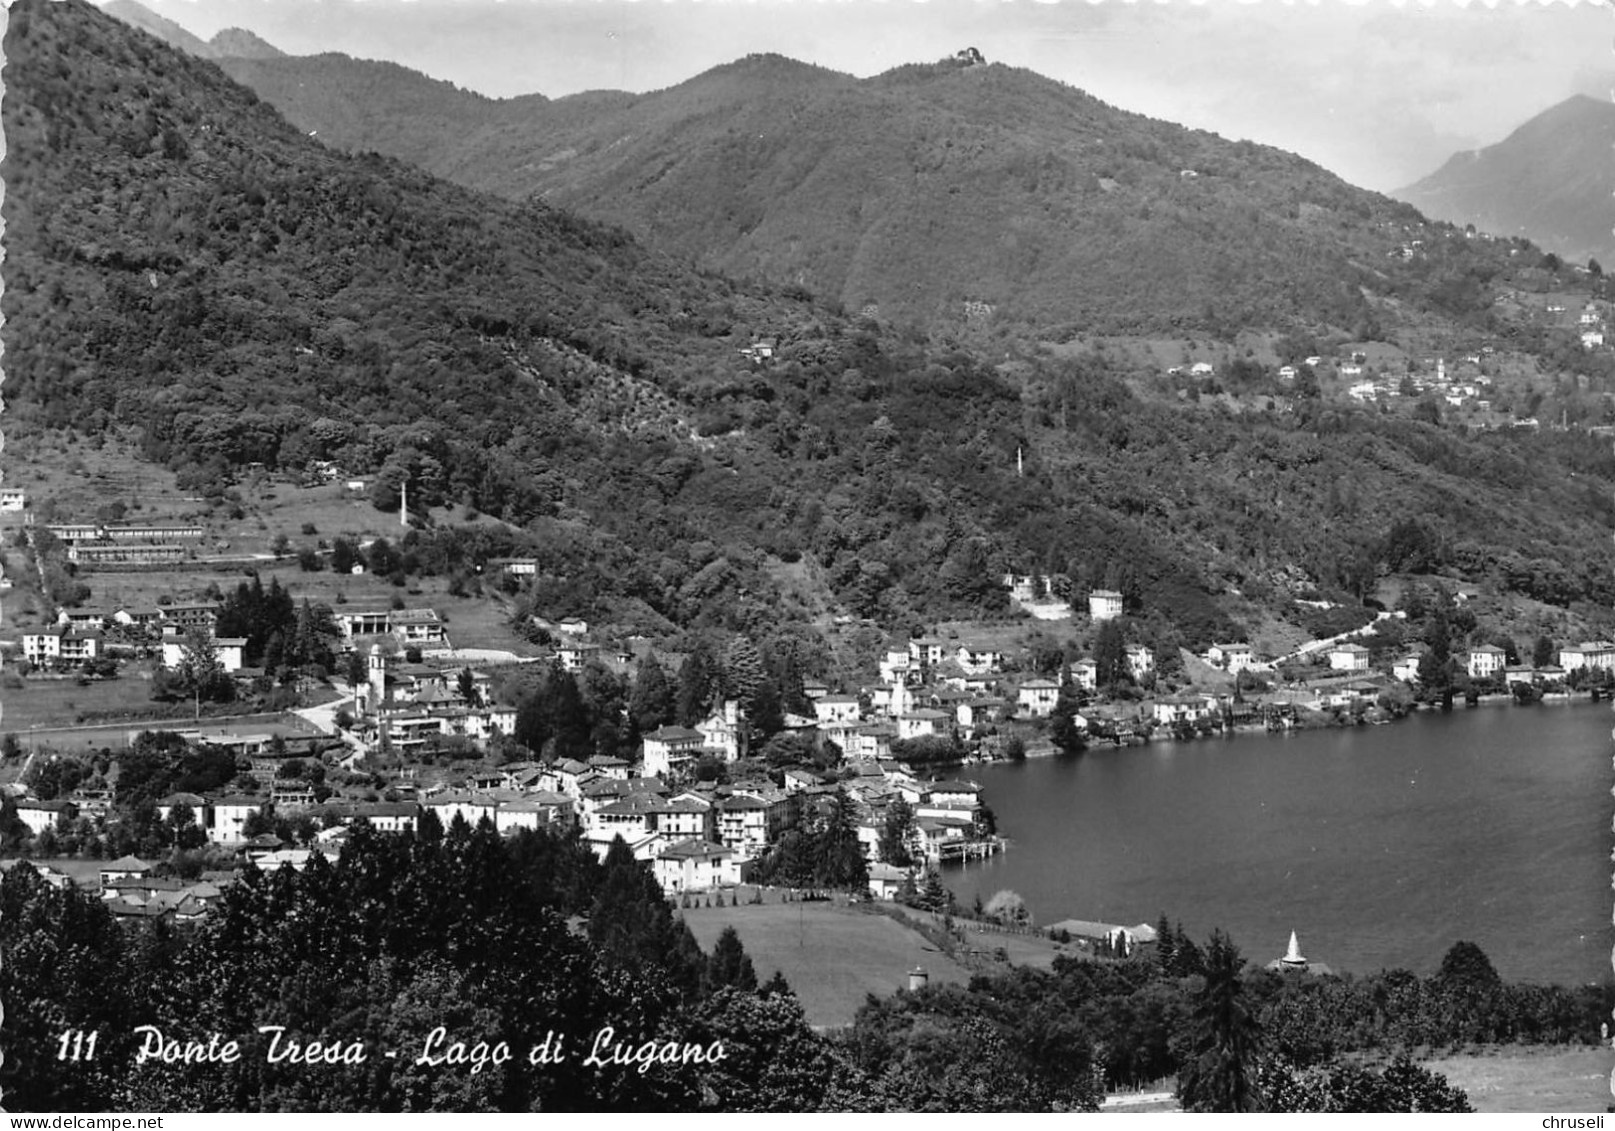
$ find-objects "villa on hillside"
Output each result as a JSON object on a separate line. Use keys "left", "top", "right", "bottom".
{"left": 1328, "top": 643, "right": 1370, "bottom": 672}
{"left": 1088, "top": 590, "right": 1123, "bottom": 621}
{"left": 1206, "top": 642, "right": 1253, "bottom": 673}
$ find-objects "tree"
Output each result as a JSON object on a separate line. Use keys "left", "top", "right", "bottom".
{"left": 1532, "top": 634, "right": 1556, "bottom": 668}
{"left": 878, "top": 797, "right": 916, "bottom": 867}
{"left": 722, "top": 636, "right": 766, "bottom": 711}
{"left": 983, "top": 889, "right": 1029, "bottom": 926}
{"left": 676, "top": 642, "right": 718, "bottom": 727}
{"left": 1094, "top": 620, "right": 1127, "bottom": 689}
{"left": 588, "top": 838, "right": 705, "bottom": 1002}
{"left": 1178, "top": 930, "right": 1263, "bottom": 1113}
{"left": 174, "top": 626, "right": 232, "bottom": 713}
{"left": 330, "top": 537, "right": 358, "bottom": 574}
{"left": 814, "top": 789, "right": 869, "bottom": 891}
{"left": 1049, "top": 675, "right": 1086, "bottom": 756}
{"left": 628, "top": 652, "right": 675, "bottom": 735}
{"left": 366, "top": 537, "right": 400, "bottom": 577}
{"left": 919, "top": 866, "right": 953, "bottom": 914}
{"left": 708, "top": 925, "right": 759, "bottom": 992}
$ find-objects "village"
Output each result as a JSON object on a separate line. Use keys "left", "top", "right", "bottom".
{"left": 7, "top": 500, "right": 1608, "bottom": 935}
{"left": 1156, "top": 279, "right": 1615, "bottom": 435}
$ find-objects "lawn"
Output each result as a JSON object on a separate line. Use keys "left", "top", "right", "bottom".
{"left": 680, "top": 899, "right": 974, "bottom": 1029}
{"left": 1, "top": 670, "right": 162, "bottom": 731}
{"left": 1420, "top": 1046, "right": 1611, "bottom": 1113}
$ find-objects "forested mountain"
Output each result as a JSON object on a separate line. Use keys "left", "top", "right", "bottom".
{"left": 9, "top": 0, "right": 1615, "bottom": 654}
{"left": 1398, "top": 94, "right": 1615, "bottom": 268}
{"left": 213, "top": 46, "right": 1433, "bottom": 336}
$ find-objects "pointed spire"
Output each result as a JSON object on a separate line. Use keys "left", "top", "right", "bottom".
{"left": 1284, "top": 931, "right": 1306, "bottom": 965}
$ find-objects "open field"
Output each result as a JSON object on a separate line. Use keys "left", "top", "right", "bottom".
{"left": 1421, "top": 1046, "right": 1611, "bottom": 1113}
{"left": 680, "top": 899, "right": 973, "bottom": 1029}
{"left": 3, "top": 432, "right": 199, "bottom": 525}
{"left": 4, "top": 711, "right": 322, "bottom": 756}
{"left": 0, "top": 670, "right": 160, "bottom": 731}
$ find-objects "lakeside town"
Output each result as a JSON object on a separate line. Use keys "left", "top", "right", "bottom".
{"left": 3, "top": 493, "right": 1609, "bottom": 932}
{"left": 13, "top": 0, "right": 1615, "bottom": 1112}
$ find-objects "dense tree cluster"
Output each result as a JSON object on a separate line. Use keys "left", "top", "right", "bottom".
{"left": 0, "top": 820, "right": 868, "bottom": 1111}
{"left": 5, "top": 816, "right": 1603, "bottom": 1114}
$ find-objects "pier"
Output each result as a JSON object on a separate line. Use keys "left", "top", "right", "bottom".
{"left": 936, "top": 837, "right": 1003, "bottom": 863}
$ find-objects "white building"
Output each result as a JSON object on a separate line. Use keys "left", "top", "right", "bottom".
{"left": 1088, "top": 590, "right": 1123, "bottom": 621}
{"left": 813, "top": 694, "right": 862, "bottom": 725}
{"left": 1206, "top": 643, "right": 1253, "bottom": 673}
{"left": 1328, "top": 644, "right": 1370, "bottom": 672}
{"left": 653, "top": 840, "right": 737, "bottom": 895}
{"left": 1466, "top": 645, "right": 1507, "bottom": 680}
{"left": 1558, "top": 642, "right": 1615, "bottom": 674}
{"left": 1125, "top": 644, "right": 1155, "bottom": 678}
{"left": 21, "top": 627, "right": 102, "bottom": 667}
{"left": 897, "top": 709, "right": 949, "bottom": 741}
{"left": 161, "top": 636, "right": 245, "bottom": 673}
{"left": 1016, "top": 678, "right": 1060, "bottom": 718}
{"left": 209, "top": 796, "right": 262, "bottom": 845}
{"left": 696, "top": 700, "right": 749, "bottom": 762}
{"left": 641, "top": 726, "right": 705, "bottom": 779}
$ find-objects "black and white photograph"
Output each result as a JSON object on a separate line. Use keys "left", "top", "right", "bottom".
{"left": 2, "top": 0, "right": 1614, "bottom": 1113}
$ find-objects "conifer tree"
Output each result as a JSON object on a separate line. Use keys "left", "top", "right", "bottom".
{"left": 629, "top": 652, "right": 675, "bottom": 734}
{"left": 722, "top": 636, "right": 766, "bottom": 710}
{"left": 878, "top": 796, "right": 917, "bottom": 867}
{"left": 708, "top": 925, "right": 759, "bottom": 992}
{"left": 676, "top": 642, "right": 717, "bottom": 727}
{"left": 1179, "top": 930, "right": 1262, "bottom": 1113}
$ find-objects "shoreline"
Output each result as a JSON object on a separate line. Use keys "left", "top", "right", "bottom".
{"left": 978, "top": 686, "right": 1607, "bottom": 765}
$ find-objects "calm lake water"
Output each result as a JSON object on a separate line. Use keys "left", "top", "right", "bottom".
{"left": 946, "top": 701, "right": 1614, "bottom": 984}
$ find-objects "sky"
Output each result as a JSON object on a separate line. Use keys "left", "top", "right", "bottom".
{"left": 99, "top": 0, "right": 1615, "bottom": 192}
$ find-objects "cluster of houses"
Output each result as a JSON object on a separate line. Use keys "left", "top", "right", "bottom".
{"left": 1340, "top": 355, "right": 1493, "bottom": 412}
{"left": 19, "top": 600, "right": 230, "bottom": 671}
{"left": 1194, "top": 631, "right": 1594, "bottom": 711}
{"left": 353, "top": 644, "right": 516, "bottom": 753}
{"left": 9, "top": 734, "right": 996, "bottom": 914}
{"left": 1541, "top": 300, "right": 1611, "bottom": 350}
{"left": 18, "top": 592, "right": 457, "bottom": 680}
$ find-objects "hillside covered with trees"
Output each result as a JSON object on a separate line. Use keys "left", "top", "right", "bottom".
{"left": 9, "top": 0, "right": 1615, "bottom": 655}
{"left": 212, "top": 43, "right": 1520, "bottom": 337}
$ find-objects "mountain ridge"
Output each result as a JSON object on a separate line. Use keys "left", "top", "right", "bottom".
{"left": 102, "top": 0, "right": 283, "bottom": 59}
{"left": 212, "top": 45, "right": 1425, "bottom": 336}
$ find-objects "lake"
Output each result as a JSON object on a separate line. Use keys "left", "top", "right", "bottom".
{"left": 945, "top": 701, "right": 1613, "bottom": 984}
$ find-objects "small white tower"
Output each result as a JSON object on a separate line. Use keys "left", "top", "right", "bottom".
{"left": 367, "top": 643, "right": 387, "bottom": 713}
{"left": 1280, "top": 931, "right": 1308, "bottom": 971}
{"left": 889, "top": 679, "right": 913, "bottom": 719}
{"left": 399, "top": 480, "right": 409, "bottom": 529}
